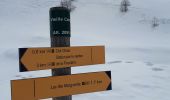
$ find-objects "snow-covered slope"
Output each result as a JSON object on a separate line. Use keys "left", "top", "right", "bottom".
{"left": 0, "top": 0, "right": 170, "bottom": 100}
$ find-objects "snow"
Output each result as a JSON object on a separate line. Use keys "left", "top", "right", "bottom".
{"left": 0, "top": 0, "right": 170, "bottom": 100}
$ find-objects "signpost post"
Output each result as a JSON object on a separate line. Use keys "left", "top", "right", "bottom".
{"left": 50, "top": 7, "right": 71, "bottom": 100}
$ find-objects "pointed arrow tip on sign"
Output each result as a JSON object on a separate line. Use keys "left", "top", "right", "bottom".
{"left": 105, "top": 71, "right": 112, "bottom": 90}
{"left": 106, "top": 71, "right": 111, "bottom": 79}
{"left": 19, "top": 62, "right": 28, "bottom": 72}
{"left": 19, "top": 48, "right": 28, "bottom": 72}
{"left": 19, "top": 48, "right": 28, "bottom": 59}
{"left": 107, "top": 82, "right": 112, "bottom": 90}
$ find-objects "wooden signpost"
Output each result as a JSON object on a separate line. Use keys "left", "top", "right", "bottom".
{"left": 11, "top": 7, "right": 112, "bottom": 100}
{"left": 50, "top": 7, "right": 72, "bottom": 100}
{"left": 19, "top": 46, "right": 105, "bottom": 72}
{"left": 11, "top": 71, "right": 112, "bottom": 100}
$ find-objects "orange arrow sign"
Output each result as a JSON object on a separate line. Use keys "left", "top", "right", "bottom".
{"left": 11, "top": 71, "right": 112, "bottom": 100}
{"left": 19, "top": 46, "right": 105, "bottom": 72}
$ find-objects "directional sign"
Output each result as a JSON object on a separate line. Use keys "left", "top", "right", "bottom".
{"left": 11, "top": 71, "right": 112, "bottom": 100}
{"left": 19, "top": 46, "right": 105, "bottom": 72}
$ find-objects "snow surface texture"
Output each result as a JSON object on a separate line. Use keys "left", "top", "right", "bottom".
{"left": 0, "top": 0, "right": 170, "bottom": 100}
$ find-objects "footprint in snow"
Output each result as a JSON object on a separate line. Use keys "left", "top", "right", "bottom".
{"left": 107, "top": 61, "right": 122, "bottom": 64}
{"left": 3, "top": 49, "right": 18, "bottom": 60}
{"left": 152, "top": 67, "right": 164, "bottom": 72}
{"left": 145, "top": 62, "right": 154, "bottom": 66}
{"left": 132, "top": 83, "right": 160, "bottom": 89}
{"left": 125, "top": 61, "right": 133, "bottom": 63}
{"left": 15, "top": 75, "right": 22, "bottom": 77}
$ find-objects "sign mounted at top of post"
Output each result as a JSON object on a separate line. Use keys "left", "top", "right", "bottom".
{"left": 19, "top": 46, "right": 105, "bottom": 72}
{"left": 50, "top": 7, "right": 71, "bottom": 37}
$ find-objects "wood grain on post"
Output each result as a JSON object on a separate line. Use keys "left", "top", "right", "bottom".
{"left": 50, "top": 7, "right": 72, "bottom": 100}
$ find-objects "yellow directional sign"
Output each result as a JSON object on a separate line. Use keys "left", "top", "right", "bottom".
{"left": 11, "top": 71, "right": 112, "bottom": 100}
{"left": 19, "top": 46, "right": 105, "bottom": 72}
